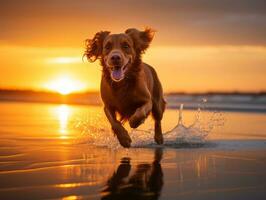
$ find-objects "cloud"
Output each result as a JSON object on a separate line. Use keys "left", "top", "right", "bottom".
{"left": 0, "top": 0, "right": 265, "bottom": 46}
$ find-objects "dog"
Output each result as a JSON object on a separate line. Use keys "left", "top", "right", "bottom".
{"left": 85, "top": 28, "right": 165, "bottom": 148}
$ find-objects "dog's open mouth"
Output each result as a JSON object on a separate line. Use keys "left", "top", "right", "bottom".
{"left": 111, "top": 59, "right": 130, "bottom": 82}
{"left": 111, "top": 68, "right": 123, "bottom": 81}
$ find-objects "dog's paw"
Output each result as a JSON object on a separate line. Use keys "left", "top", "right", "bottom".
{"left": 118, "top": 132, "right": 132, "bottom": 148}
{"left": 129, "top": 115, "right": 145, "bottom": 129}
{"left": 113, "top": 126, "right": 132, "bottom": 148}
{"left": 129, "top": 117, "right": 145, "bottom": 129}
{"left": 154, "top": 133, "right": 164, "bottom": 145}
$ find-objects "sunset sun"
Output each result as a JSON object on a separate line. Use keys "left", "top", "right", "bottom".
{"left": 45, "top": 76, "right": 85, "bottom": 95}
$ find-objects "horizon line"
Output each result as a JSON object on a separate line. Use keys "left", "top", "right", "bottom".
{"left": 1, "top": 88, "right": 266, "bottom": 95}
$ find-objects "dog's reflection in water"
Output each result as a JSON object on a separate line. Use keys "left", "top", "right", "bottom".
{"left": 101, "top": 148, "right": 163, "bottom": 200}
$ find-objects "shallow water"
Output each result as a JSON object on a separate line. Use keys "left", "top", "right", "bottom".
{"left": 0, "top": 102, "right": 266, "bottom": 199}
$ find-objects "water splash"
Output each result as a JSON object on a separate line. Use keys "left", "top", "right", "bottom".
{"left": 163, "top": 101, "right": 224, "bottom": 146}
{"left": 75, "top": 99, "right": 225, "bottom": 149}
{"left": 74, "top": 113, "right": 119, "bottom": 148}
{"left": 130, "top": 99, "right": 224, "bottom": 148}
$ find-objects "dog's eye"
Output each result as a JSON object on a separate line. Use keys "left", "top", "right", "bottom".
{"left": 122, "top": 43, "right": 129, "bottom": 49}
{"left": 105, "top": 43, "right": 111, "bottom": 50}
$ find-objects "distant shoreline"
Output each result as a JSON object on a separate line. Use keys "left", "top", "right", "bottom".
{"left": 1, "top": 89, "right": 266, "bottom": 113}
{"left": 0, "top": 89, "right": 101, "bottom": 106}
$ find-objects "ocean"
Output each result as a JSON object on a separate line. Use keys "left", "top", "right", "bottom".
{"left": 0, "top": 96, "right": 266, "bottom": 199}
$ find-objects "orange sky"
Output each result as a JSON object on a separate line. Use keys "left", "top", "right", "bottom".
{"left": 0, "top": 0, "right": 266, "bottom": 93}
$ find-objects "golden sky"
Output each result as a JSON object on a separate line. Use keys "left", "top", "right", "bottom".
{"left": 0, "top": 0, "right": 266, "bottom": 93}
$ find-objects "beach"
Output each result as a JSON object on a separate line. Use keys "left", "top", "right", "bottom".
{"left": 0, "top": 102, "right": 266, "bottom": 200}
{"left": 1, "top": 0, "right": 266, "bottom": 199}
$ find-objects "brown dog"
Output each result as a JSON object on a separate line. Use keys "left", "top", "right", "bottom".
{"left": 85, "top": 28, "right": 165, "bottom": 148}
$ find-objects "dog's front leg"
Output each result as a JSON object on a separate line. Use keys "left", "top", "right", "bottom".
{"left": 129, "top": 101, "right": 152, "bottom": 129}
{"left": 104, "top": 106, "right": 132, "bottom": 148}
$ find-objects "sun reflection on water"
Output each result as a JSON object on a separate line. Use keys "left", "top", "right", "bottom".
{"left": 62, "top": 195, "right": 79, "bottom": 200}
{"left": 57, "top": 104, "right": 71, "bottom": 139}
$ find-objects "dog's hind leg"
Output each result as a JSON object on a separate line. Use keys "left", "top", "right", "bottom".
{"left": 152, "top": 99, "right": 165, "bottom": 145}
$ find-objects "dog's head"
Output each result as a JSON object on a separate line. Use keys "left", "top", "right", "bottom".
{"left": 85, "top": 28, "right": 155, "bottom": 82}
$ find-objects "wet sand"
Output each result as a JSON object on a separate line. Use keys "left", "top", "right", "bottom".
{"left": 0, "top": 102, "right": 266, "bottom": 199}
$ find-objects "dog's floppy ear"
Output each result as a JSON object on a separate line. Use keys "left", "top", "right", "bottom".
{"left": 84, "top": 31, "right": 110, "bottom": 62}
{"left": 125, "top": 27, "right": 155, "bottom": 53}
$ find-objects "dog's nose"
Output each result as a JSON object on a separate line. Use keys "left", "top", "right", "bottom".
{"left": 111, "top": 55, "right": 121, "bottom": 63}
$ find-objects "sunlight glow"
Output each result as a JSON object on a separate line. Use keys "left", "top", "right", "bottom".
{"left": 48, "top": 57, "right": 81, "bottom": 64}
{"left": 45, "top": 76, "right": 86, "bottom": 95}
{"left": 1, "top": 45, "right": 266, "bottom": 92}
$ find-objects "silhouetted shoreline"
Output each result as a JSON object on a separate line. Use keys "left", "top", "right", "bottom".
{"left": 0, "top": 89, "right": 101, "bottom": 105}
{"left": 1, "top": 89, "right": 266, "bottom": 113}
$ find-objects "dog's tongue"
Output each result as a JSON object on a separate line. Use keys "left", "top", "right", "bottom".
{"left": 112, "top": 69, "right": 122, "bottom": 80}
